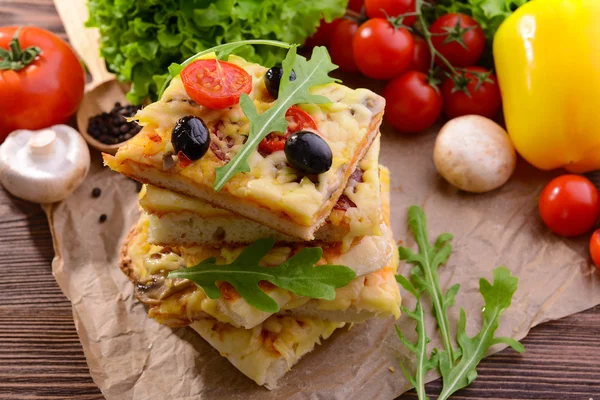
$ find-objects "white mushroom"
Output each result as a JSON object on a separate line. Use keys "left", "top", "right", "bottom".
{"left": 433, "top": 115, "right": 516, "bottom": 193}
{"left": 0, "top": 125, "right": 91, "bottom": 203}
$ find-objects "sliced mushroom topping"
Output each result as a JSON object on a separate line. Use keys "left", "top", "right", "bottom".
{"left": 134, "top": 274, "right": 193, "bottom": 304}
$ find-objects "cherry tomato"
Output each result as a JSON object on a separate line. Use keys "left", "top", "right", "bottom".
{"left": 590, "top": 229, "right": 600, "bottom": 268}
{"left": 0, "top": 26, "right": 85, "bottom": 140}
{"left": 539, "top": 175, "right": 600, "bottom": 237}
{"left": 441, "top": 67, "right": 501, "bottom": 119}
{"left": 383, "top": 71, "right": 442, "bottom": 134}
{"left": 181, "top": 59, "right": 252, "bottom": 109}
{"left": 365, "top": 0, "right": 417, "bottom": 26}
{"left": 259, "top": 106, "right": 317, "bottom": 154}
{"left": 304, "top": 18, "right": 341, "bottom": 48}
{"left": 348, "top": 0, "right": 364, "bottom": 13}
{"left": 430, "top": 13, "right": 485, "bottom": 68}
{"left": 353, "top": 18, "right": 414, "bottom": 80}
{"left": 329, "top": 19, "right": 359, "bottom": 73}
{"left": 407, "top": 35, "right": 431, "bottom": 73}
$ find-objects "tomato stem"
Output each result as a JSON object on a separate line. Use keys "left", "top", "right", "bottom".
{"left": 0, "top": 26, "right": 42, "bottom": 71}
{"left": 413, "top": 0, "right": 460, "bottom": 81}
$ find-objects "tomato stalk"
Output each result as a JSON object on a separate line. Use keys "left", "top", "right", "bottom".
{"left": 413, "top": 0, "right": 459, "bottom": 77}
{"left": 391, "top": 1, "right": 486, "bottom": 95}
{"left": 0, "top": 27, "right": 42, "bottom": 71}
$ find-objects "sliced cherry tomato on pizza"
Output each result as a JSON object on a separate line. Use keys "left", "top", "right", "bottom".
{"left": 181, "top": 59, "right": 252, "bottom": 109}
{"left": 259, "top": 106, "right": 317, "bottom": 155}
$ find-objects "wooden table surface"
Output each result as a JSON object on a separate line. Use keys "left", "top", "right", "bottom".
{"left": 1, "top": 1, "right": 600, "bottom": 399}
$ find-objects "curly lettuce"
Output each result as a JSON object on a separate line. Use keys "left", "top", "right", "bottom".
{"left": 86, "top": 0, "right": 347, "bottom": 104}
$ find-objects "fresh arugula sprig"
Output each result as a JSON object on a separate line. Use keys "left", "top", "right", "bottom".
{"left": 437, "top": 267, "right": 524, "bottom": 400}
{"left": 395, "top": 275, "right": 438, "bottom": 400}
{"left": 167, "top": 237, "right": 355, "bottom": 313}
{"left": 396, "top": 206, "right": 524, "bottom": 399}
{"left": 399, "top": 206, "right": 459, "bottom": 370}
{"left": 213, "top": 45, "right": 338, "bottom": 191}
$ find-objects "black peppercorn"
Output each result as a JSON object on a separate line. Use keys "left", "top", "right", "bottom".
{"left": 87, "top": 102, "right": 142, "bottom": 145}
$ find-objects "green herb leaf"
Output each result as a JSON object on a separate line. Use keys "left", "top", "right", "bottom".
{"left": 395, "top": 300, "right": 438, "bottom": 400}
{"left": 213, "top": 46, "right": 338, "bottom": 191}
{"left": 167, "top": 237, "right": 356, "bottom": 313}
{"left": 396, "top": 206, "right": 523, "bottom": 400}
{"left": 399, "top": 206, "right": 458, "bottom": 371}
{"left": 437, "top": 266, "right": 525, "bottom": 400}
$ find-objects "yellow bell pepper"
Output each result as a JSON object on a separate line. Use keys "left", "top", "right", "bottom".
{"left": 493, "top": 0, "right": 600, "bottom": 173}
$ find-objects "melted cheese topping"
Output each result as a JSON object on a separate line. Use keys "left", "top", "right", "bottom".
{"left": 127, "top": 212, "right": 400, "bottom": 328}
{"left": 110, "top": 54, "right": 384, "bottom": 226}
{"left": 140, "top": 139, "right": 384, "bottom": 247}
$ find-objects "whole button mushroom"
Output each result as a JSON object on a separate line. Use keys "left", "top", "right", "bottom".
{"left": 0, "top": 125, "right": 91, "bottom": 203}
{"left": 433, "top": 115, "right": 516, "bottom": 193}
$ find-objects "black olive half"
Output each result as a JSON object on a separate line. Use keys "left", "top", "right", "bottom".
{"left": 284, "top": 131, "right": 332, "bottom": 175}
{"left": 264, "top": 66, "right": 297, "bottom": 99}
{"left": 171, "top": 116, "right": 210, "bottom": 161}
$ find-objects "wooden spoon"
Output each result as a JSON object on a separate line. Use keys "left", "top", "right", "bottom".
{"left": 53, "top": 0, "right": 130, "bottom": 155}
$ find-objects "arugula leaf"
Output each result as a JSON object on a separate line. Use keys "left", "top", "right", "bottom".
{"left": 437, "top": 266, "right": 525, "bottom": 400}
{"left": 213, "top": 46, "right": 338, "bottom": 191}
{"left": 395, "top": 276, "right": 438, "bottom": 400}
{"left": 396, "top": 206, "right": 523, "bottom": 400}
{"left": 167, "top": 237, "right": 356, "bottom": 313}
{"left": 399, "top": 206, "right": 459, "bottom": 371}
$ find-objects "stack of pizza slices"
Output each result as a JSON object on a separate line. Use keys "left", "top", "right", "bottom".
{"left": 104, "top": 53, "right": 401, "bottom": 389}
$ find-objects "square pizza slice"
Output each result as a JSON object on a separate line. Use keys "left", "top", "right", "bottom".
{"left": 140, "top": 136, "right": 383, "bottom": 250}
{"left": 118, "top": 168, "right": 399, "bottom": 330}
{"left": 104, "top": 54, "right": 385, "bottom": 240}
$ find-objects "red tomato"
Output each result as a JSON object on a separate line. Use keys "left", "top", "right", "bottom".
{"left": 0, "top": 26, "right": 85, "bottom": 140}
{"left": 407, "top": 35, "right": 431, "bottom": 73}
{"left": 365, "top": 0, "right": 417, "bottom": 26}
{"left": 590, "top": 229, "right": 600, "bottom": 268}
{"left": 328, "top": 19, "right": 359, "bottom": 72}
{"left": 383, "top": 71, "right": 442, "bottom": 134}
{"left": 353, "top": 18, "right": 414, "bottom": 80}
{"left": 441, "top": 67, "right": 501, "bottom": 119}
{"left": 348, "top": 0, "right": 364, "bottom": 13}
{"left": 259, "top": 106, "right": 317, "bottom": 154}
{"left": 430, "top": 13, "right": 485, "bottom": 68}
{"left": 539, "top": 175, "right": 600, "bottom": 237}
{"left": 181, "top": 59, "right": 252, "bottom": 109}
{"left": 304, "top": 18, "right": 341, "bottom": 48}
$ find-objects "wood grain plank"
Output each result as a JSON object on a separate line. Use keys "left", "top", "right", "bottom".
{"left": 1, "top": 1, "right": 599, "bottom": 400}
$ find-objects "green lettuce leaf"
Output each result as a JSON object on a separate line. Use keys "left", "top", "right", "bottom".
{"left": 86, "top": 0, "right": 348, "bottom": 104}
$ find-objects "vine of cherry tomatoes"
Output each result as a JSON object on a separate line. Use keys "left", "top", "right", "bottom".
{"left": 306, "top": 0, "right": 502, "bottom": 134}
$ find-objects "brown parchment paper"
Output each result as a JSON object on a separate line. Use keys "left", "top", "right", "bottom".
{"left": 44, "top": 123, "right": 600, "bottom": 399}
